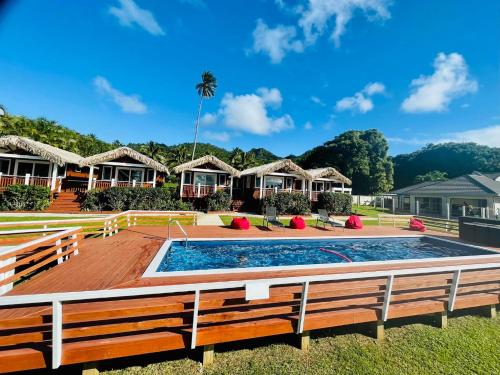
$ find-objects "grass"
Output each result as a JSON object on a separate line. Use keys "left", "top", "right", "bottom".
{"left": 101, "top": 314, "right": 500, "bottom": 375}
{"left": 351, "top": 204, "right": 391, "bottom": 217}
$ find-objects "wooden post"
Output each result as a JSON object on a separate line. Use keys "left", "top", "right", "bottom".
{"left": 300, "top": 331, "right": 310, "bottom": 351}
{"left": 24, "top": 173, "right": 30, "bottom": 186}
{"left": 416, "top": 200, "right": 420, "bottom": 216}
{"left": 446, "top": 202, "right": 450, "bottom": 220}
{"left": 462, "top": 206, "right": 466, "bottom": 217}
{"left": 55, "top": 239, "right": 63, "bottom": 264}
{"left": 437, "top": 311, "right": 447, "bottom": 328}
{"left": 229, "top": 176, "right": 233, "bottom": 199}
{"left": 308, "top": 180, "right": 312, "bottom": 200}
{"left": 71, "top": 233, "right": 79, "bottom": 256}
{"left": 375, "top": 320, "right": 384, "bottom": 341}
{"left": 202, "top": 344, "right": 214, "bottom": 366}
{"left": 489, "top": 304, "right": 497, "bottom": 319}
{"left": 50, "top": 164, "right": 58, "bottom": 191}
{"left": 392, "top": 198, "right": 396, "bottom": 214}
{"left": 197, "top": 183, "right": 201, "bottom": 198}
{"left": 180, "top": 170, "right": 185, "bottom": 197}
{"left": 82, "top": 362, "right": 99, "bottom": 375}
{"left": 152, "top": 169, "right": 157, "bottom": 188}
{"left": 87, "top": 166, "right": 94, "bottom": 191}
{"left": 259, "top": 176, "right": 264, "bottom": 199}
{"left": 341, "top": 182, "right": 345, "bottom": 193}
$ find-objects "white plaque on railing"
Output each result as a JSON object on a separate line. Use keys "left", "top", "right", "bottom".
{"left": 245, "top": 281, "right": 270, "bottom": 301}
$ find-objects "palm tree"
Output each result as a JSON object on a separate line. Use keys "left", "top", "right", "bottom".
{"left": 141, "top": 141, "right": 161, "bottom": 161}
{"left": 167, "top": 145, "right": 189, "bottom": 168}
{"left": 192, "top": 71, "right": 217, "bottom": 160}
{"left": 229, "top": 148, "right": 256, "bottom": 170}
{"left": 0, "top": 104, "right": 7, "bottom": 117}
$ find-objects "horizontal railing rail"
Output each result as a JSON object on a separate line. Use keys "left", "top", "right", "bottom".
{"left": 1, "top": 260, "right": 499, "bottom": 369}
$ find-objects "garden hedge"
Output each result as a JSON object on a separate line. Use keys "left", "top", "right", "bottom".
{"left": 263, "top": 192, "right": 311, "bottom": 215}
{"left": 0, "top": 184, "right": 51, "bottom": 211}
{"left": 205, "top": 190, "right": 231, "bottom": 212}
{"left": 317, "top": 192, "right": 352, "bottom": 215}
{"left": 81, "top": 186, "right": 191, "bottom": 211}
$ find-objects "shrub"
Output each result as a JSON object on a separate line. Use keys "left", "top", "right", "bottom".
{"left": 205, "top": 190, "right": 231, "bottom": 212}
{"left": 80, "top": 186, "right": 191, "bottom": 212}
{"left": 263, "top": 192, "right": 311, "bottom": 215}
{"left": 317, "top": 192, "right": 352, "bottom": 215}
{"left": 0, "top": 184, "right": 51, "bottom": 211}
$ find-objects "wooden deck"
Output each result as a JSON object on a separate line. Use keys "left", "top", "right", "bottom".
{"left": 0, "top": 225, "right": 499, "bottom": 373}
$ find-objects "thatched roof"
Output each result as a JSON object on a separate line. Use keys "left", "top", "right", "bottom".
{"left": 174, "top": 155, "right": 240, "bottom": 176}
{"left": 241, "top": 159, "right": 312, "bottom": 179}
{"left": 0, "top": 135, "right": 83, "bottom": 166}
{"left": 81, "top": 147, "right": 169, "bottom": 173}
{"left": 307, "top": 167, "right": 352, "bottom": 185}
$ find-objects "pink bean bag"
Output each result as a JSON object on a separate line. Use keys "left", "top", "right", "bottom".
{"left": 289, "top": 216, "right": 306, "bottom": 229}
{"left": 231, "top": 217, "right": 250, "bottom": 230}
{"left": 409, "top": 218, "right": 426, "bottom": 232}
{"left": 345, "top": 215, "right": 363, "bottom": 229}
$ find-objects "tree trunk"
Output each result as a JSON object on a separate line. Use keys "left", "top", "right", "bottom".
{"left": 192, "top": 94, "right": 204, "bottom": 160}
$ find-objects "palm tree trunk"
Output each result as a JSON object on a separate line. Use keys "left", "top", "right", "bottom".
{"left": 192, "top": 94, "right": 204, "bottom": 160}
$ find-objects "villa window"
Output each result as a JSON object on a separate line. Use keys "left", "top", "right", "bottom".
{"left": 255, "top": 177, "right": 261, "bottom": 188}
{"left": 219, "top": 174, "right": 227, "bottom": 186}
{"left": 16, "top": 161, "right": 50, "bottom": 177}
{"left": 194, "top": 173, "right": 216, "bottom": 186}
{"left": 0, "top": 158, "right": 10, "bottom": 174}
{"left": 265, "top": 176, "right": 283, "bottom": 189}
{"left": 102, "top": 166, "right": 112, "bottom": 180}
{"left": 146, "top": 169, "right": 155, "bottom": 182}
{"left": 117, "top": 168, "right": 143, "bottom": 183}
{"left": 183, "top": 172, "right": 192, "bottom": 184}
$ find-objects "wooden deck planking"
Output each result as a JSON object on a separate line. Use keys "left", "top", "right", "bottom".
{"left": 0, "top": 225, "right": 498, "bottom": 373}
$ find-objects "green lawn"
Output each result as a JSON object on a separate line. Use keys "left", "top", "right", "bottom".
{"left": 352, "top": 204, "right": 390, "bottom": 217}
{"left": 102, "top": 314, "right": 500, "bottom": 375}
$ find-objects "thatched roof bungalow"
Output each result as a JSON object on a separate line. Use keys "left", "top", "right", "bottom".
{"left": 0, "top": 135, "right": 83, "bottom": 190}
{"left": 174, "top": 155, "right": 240, "bottom": 198}
{"left": 80, "top": 147, "right": 169, "bottom": 190}
{"left": 307, "top": 168, "right": 352, "bottom": 199}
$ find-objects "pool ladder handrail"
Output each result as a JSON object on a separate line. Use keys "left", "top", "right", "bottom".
{"left": 168, "top": 219, "right": 188, "bottom": 248}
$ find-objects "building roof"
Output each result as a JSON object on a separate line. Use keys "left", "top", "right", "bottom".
{"left": 81, "top": 147, "right": 169, "bottom": 173}
{"left": 241, "top": 159, "right": 312, "bottom": 180}
{"left": 307, "top": 167, "right": 352, "bottom": 185}
{"left": 392, "top": 172, "right": 500, "bottom": 197}
{"left": 0, "top": 135, "right": 83, "bottom": 166}
{"left": 173, "top": 155, "right": 240, "bottom": 177}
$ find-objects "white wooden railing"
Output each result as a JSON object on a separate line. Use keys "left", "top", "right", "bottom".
{"left": 0, "top": 260, "right": 499, "bottom": 369}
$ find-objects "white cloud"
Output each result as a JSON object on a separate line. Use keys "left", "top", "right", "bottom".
{"left": 304, "top": 121, "right": 313, "bottom": 130}
{"left": 251, "top": 19, "right": 304, "bottom": 63}
{"left": 388, "top": 125, "right": 500, "bottom": 148}
{"left": 203, "top": 131, "right": 230, "bottom": 142}
{"left": 401, "top": 52, "right": 478, "bottom": 113}
{"left": 336, "top": 81, "right": 385, "bottom": 113}
{"left": 219, "top": 88, "right": 294, "bottom": 135}
{"left": 109, "top": 0, "right": 165, "bottom": 36}
{"left": 93, "top": 76, "right": 147, "bottom": 114}
{"left": 200, "top": 112, "right": 217, "bottom": 126}
{"left": 298, "top": 0, "right": 392, "bottom": 47}
{"left": 310, "top": 95, "right": 326, "bottom": 106}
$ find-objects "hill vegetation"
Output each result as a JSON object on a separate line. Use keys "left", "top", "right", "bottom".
{"left": 1, "top": 113, "right": 498, "bottom": 194}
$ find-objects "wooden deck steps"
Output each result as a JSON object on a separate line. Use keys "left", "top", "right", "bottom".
{"left": 47, "top": 192, "right": 81, "bottom": 213}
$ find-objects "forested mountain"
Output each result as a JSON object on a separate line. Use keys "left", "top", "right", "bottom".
{"left": 392, "top": 143, "right": 500, "bottom": 189}
{"left": 1, "top": 113, "right": 498, "bottom": 194}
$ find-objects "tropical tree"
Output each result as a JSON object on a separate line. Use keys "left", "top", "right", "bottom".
{"left": 0, "top": 104, "right": 7, "bottom": 116}
{"left": 167, "top": 145, "right": 190, "bottom": 168}
{"left": 192, "top": 71, "right": 217, "bottom": 160}
{"left": 229, "top": 147, "right": 256, "bottom": 170}
{"left": 141, "top": 141, "right": 160, "bottom": 160}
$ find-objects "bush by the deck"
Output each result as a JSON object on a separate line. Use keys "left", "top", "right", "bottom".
{"left": 263, "top": 192, "right": 311, "bottom": 215}
{"left": 0, "top": 184, "right": 51, "bottom": 211}
{"left": 317, "top": 192, "right": 352, "bottom": 215}
{"left": 81, "top": 187, "right": 191, "bottom": 211}
{"left": 205, "top": 190, "right": 231, "bottom": 212}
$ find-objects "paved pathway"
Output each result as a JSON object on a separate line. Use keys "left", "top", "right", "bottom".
{"left": 196, "top": 213, "right": 224, "bottom": 226}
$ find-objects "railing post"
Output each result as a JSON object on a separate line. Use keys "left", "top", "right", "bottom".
{"left": 102, "top": 221, "right": 107, "bottom": 238}
{"left": 127, "top": 214, "right": 130, "bottom": 227}
{"left": 462, "top": 206, "right": 466, "bottom": 217}
{"left": 114, "top": 218, "right": 118, "bottom": 235}
{"left": 448, "top": 270, "right": 461, "bottom": 312}
{"left": 132, "top": 179, "right": 136, "bottom": 188}
{"left": 71, "top": 233, "right": 79, "bottom": 256}
{"left": 24, "top": 173, "right": 30, "bottom": 186}
{"left": 297, "top": 281, "right": 309, "bottom": 334}
{"left": 133, "top": 215, "right": 137, "bottom": 226}
{"left": 197, "top": 183, "right": 201, "bottom": 198}
{"left": 382, "top": 275, "right": 394, "bottom": 321}
{"left": 52, "top": 300, "right": 63, "bottom": 369}
{"left": 481, "top": 207, "right": 485, "bottom": 219}
{"left": 416, "top": 200, "right": 420, "bottom": 216}
{"left": 191, "top": 289, "right": 200, "bottom": 349}
{"left": 56, "top": 238, "right": 63, "bottom": 264}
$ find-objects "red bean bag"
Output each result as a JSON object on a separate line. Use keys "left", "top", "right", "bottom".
{"left": 345, "top": 215, "right": 363, "bottom": 229}
{"left": 231, "top": 217, "right": 250, "bottom": 230}
{"left": 410, "top": 218, "right": 426, "bottom": 232}
{"left": 289, "top": 216, "right": 306, "bottom": 229}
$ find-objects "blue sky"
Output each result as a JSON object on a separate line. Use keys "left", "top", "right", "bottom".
{"left": 0, "top": 0, "right": 499, "bottom": 156}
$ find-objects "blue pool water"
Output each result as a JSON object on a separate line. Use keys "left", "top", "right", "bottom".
{"left": 156, "top": 237, "right": 494, "bottom": 273}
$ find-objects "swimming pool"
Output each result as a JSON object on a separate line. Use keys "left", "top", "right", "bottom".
{"left": 143, "top": 236, "right": 497, "bottom": 277}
